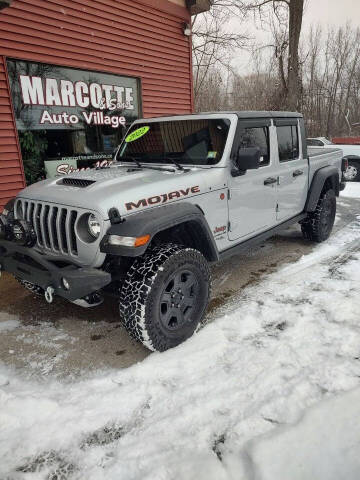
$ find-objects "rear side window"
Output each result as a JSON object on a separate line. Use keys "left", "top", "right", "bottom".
{"left": 277, "top": 125, "right": 299, "bottom": 161}
{"left": 307, "top": 139, "right": 323, "bottom": 147}
{"left": 238, "top": 127, "right": 270, "bottom": 166}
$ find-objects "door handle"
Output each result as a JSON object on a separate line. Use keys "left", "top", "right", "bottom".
{"left": 293, "top": 170, "right": 304, "bottom": 177}
{"left": 264, "top": 177, "right": 277, "bottom": 185}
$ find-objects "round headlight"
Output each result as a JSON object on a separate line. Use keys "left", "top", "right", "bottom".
{"left": 88, "top": 214, "right": 101, "bottom": 238}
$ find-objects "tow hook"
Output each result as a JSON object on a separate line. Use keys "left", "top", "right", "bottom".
{"left": 45, "top": 286, "right": 55, "bottom": 304}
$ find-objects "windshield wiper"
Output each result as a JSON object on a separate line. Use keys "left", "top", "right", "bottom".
{"left": 119, "top": 156, "right": 175, "bottom": 173}
{"left": 120, "top": 156, "right": 142, "bottom": 168}
{"left": 163, "top": 157, "right": 190, "bottom": 172}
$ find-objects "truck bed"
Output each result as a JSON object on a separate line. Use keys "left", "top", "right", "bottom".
{"left": 307, "top": 147, "right": 343, "bottom": 186}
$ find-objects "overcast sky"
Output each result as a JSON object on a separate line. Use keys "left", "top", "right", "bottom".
{"left": 303, "top": 0, "right": 360, "bottom": 28}
{"left": 233, "top": 0, "right": 360, "bottom": 74}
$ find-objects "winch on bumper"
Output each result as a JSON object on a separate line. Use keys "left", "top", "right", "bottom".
{"left": 0, "top": 239, "right": 111, "bottom": 305}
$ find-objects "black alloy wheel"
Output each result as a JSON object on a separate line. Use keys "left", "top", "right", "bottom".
{"left": 159, "top": 269, "right": 198, "bottom": 332}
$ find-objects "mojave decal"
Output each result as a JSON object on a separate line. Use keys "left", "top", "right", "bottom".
{"left": 125, "top": 186, "right": 200, "bottom": 211}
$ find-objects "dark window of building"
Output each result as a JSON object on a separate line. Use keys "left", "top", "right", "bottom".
{"left": 277, "top": 125, "right": 299, "bottom": 162}
{"left": 238, "top": 127, "right": 270, "bottom": 166}
{"left": 6, "top": 59, "right": 140, "bottom": 183}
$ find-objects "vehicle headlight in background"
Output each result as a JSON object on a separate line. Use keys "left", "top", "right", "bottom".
{"left": 88, "top": 214, "right": 101, "bottom": 238}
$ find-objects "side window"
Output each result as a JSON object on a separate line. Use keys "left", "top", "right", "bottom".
{"left": 239, "top": 127, "right": 270, "bottom": 166}
{"left": 277, "top": 125, "right": 299, "bottom": 162}
{"left": 307, "top": 139, "right": 323, "bottom": 147}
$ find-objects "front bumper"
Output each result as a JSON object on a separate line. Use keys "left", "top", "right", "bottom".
{"left": 0, "top": 240, "right": 111, "bottom": 302}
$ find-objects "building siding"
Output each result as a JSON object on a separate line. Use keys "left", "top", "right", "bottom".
{"left": 0, "top": 55, "right": 26, "bottom": 209}
{"left": 0, "top": 0, "right": 192, "bottom": 211}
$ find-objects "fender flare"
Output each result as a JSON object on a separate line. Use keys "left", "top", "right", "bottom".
{"left": 305, "top": 166, "right": 340, "bottom": 212}
{"left": 100, "top": 202, "right": 219, "bottom": 261}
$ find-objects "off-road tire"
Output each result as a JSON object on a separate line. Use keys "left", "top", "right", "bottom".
{"left": 16, "top": 278, "right": 44, "bottom": 296}
{"left": 119, "top": 244, "right": 211, "bottom": 352}
{"left": 301, "top": 188, "right": 336, "bottom": 243}
{"left": 343, "top": 160, "right": 360, "bottom": 182}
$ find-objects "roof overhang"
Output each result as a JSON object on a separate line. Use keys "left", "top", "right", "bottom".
{"left": 186, "top": 0, "right": 211, "bottom": 15}
{"left": 0, "top": 0, "right": 12, "bottom": 9}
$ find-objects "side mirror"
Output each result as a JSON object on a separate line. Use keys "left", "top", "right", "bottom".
{"left": 234, "top": 147, "right": 261, "bottom": 175}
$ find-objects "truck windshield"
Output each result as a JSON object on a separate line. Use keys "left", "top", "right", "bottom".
{"left": 118, "top": 118, "right": 231, "bottom": 166}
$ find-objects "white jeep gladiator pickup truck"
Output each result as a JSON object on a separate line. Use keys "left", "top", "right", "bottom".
{"left": 307, "top": 136, "right": 360, "bottom": 181}
{"left": 0, "top": 112, "right": 345, "bottom": 351}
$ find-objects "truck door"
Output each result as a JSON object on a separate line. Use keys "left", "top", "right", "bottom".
{"left": 228, "top": 120, "right": 278, "bottom": 241}
{"left": 274, "top": 120, "right": 309, "bottom": 221}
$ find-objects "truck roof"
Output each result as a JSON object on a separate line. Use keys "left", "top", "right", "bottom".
{"left": 200, "top": 111, "right": 303, "bottom": 119}
{"left": 142, "top": 111, "right": 303, "bottom": 121}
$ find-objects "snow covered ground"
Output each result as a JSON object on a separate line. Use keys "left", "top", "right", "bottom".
{"left": 341, "top": 182, "right": 360, "bottom": 199}
{"left": 1, "top": 185, "right": 360, "bottom": 479}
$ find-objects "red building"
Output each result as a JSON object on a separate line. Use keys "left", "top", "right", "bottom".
{"left": 0, "top": 0, "right": 210, "bottom": 211}
{"left": 332, "top": 137, "right": 360, "bottom": 145}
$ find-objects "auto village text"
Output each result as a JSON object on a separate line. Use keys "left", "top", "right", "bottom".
{"left": 19, "top": 75, "right": 133, "bottom": 129}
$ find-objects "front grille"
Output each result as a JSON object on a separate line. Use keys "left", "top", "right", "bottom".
{"left": 60, "top": 178, "right": 96, "bottom": 188}
{"left": 15, "top": 200, "right": 78, "bottom": 257}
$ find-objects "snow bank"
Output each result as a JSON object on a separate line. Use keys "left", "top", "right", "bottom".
{"left": 341, "top": 182, "right": 360, "bottom": 198}
{"left": 245, "top": 388, "right": 360, "bottom": 480}
{"left": 1, "top": 221, "right": 360, "bottom": 479}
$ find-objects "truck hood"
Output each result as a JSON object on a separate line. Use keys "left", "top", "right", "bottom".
{"left": 18, "top": 165, "right": 226, "bottom": 219}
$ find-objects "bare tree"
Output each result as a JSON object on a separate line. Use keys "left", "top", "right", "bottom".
{"left": 192, "top": 2, "right": 360, "bottom": 140}
{"left": 192, "top": 2, "right": 248, "bottom": 109}
{"left": 301, "top": 24, "right": 360, "bottom": 138}
{"left": 236, "top": 0, "right": 304, "bottom": 110}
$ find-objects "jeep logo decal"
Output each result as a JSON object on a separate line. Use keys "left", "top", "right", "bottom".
{"left": 125, "top": 186, "right": 200, "bottom": 211}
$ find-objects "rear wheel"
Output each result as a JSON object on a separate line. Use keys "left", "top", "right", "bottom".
{"left": 301, "top": 188, "right": 336, "bottom": 243}
{"left": 119, "top": 244, "right": 211, "bottom": 352}
{"left": 343, "top": 160, "right": 360, "bottom": 182}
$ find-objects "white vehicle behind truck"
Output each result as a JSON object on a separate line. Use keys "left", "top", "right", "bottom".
{"left": 0, "top": 112, "right": 346, "bottom": 352}
{"left": 307, "top": 137, "right": 360, "bottom": 181}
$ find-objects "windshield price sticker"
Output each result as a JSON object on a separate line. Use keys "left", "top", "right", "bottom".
{"left": 125, "top": 126, "right": 150, "bottom": 143}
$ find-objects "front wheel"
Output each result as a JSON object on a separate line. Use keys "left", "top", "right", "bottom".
{"left": 119, "top": 244, "right": 211, "bottom": 352}
{"left": 301, "top": 188, "right": 336, "bottom": 243}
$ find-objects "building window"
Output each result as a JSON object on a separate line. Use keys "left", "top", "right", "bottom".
{"left": 277, "top": 125, "right": 299, "bottom": 162}
{"left": 6, "top": 59, "right": 140, "bottom": 183}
